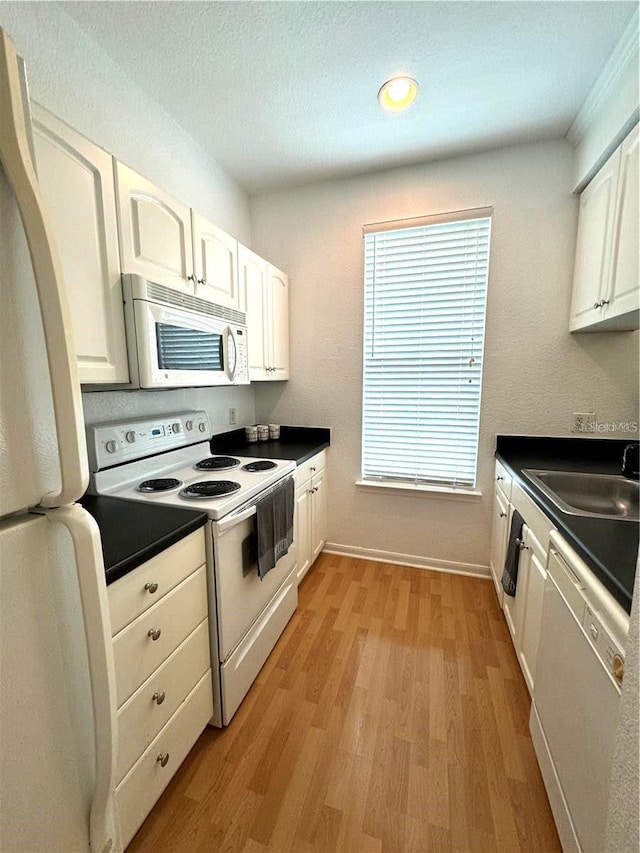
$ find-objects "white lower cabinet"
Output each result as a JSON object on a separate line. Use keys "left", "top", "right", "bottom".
{"left": 294, "top": 451, "right": 328, "bottom": 584}
{"left": 491, "top": 463, "right": 554, "bottom": 693}
{"left": 107, "top": 529, "right": 212, "bottom": 848}
{"left": 115, "top": 671, "right": 213, "bottom": 848}
{"left": 518, "top": 530, "right": 547, "bottom": 692}
{"left": 489, "top": 487, "right": 511, "bottom": 606}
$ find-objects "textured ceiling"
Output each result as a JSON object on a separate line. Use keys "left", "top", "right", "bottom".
{"left": 59, "top": 1, "right": 635, "bottom": 193}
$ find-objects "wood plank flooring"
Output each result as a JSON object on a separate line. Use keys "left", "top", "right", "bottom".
{"left": 127, "top": 554, "right": 561, "bottom": 853}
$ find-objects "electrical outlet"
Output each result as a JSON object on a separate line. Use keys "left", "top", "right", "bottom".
{"left": 228, "top": 407, "right": 237, "bottom": 425}
{"left": 572, "top": 412, "right": 596, "bottom": 433}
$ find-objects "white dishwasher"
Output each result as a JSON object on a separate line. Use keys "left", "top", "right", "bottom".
{"left": 530, "top": 531, "right": 629, "bottom": 853}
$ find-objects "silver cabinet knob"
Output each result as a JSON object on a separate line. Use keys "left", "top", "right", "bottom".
{"left": 147, "top": 628, "right": 162, "bottom": 641}
{"left": 187, "top": 273, "right": 197, "bottom": 283}
{"left": 601, "top": 299, "right": 610, "bottom": 306}
{"left": 197, "top": 277, "right": 206, "bottom": 285}
{"left": 152, "top": 691, "right": 166, "bottom": 705}
{"left": 310, "top": 467, "right": 316, "bottom": 473}
{"left": 594, "top": 300, "right": 603, "bottom": 309}
{"left": 144, "top": 582, "right": 158, "bottom": 594}
{"left": 515, "top": 538, "right": 529, "bottom": 550}
{"left": 496, "top": 475, "right": 503, "bottom": 481}
{"left": 499, "top": 511, "right": 507, "bottom": 518}
{"left": 157, "top": 753, "right": 170, "bottom": 767}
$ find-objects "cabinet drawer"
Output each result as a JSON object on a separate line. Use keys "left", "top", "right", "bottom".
{"left": 116, "top": 670, "right": 213, "bottom": 849}
{"left": 116, "top": 619, "right": 211, "bottom": 783}
{"left": 108, "top": 530, "right": 206, "bottom": 636}
{"left": 296, "top": 450, "right": 326, "bottom": 487}
{"left": 113, "top": 566, "right": 208, "bottom": 706}
{"left": 494, "top": 459, "right": 512, "bottom": 500}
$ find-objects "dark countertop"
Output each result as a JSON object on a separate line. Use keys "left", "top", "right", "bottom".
{"left": 496, "top": 435, "right": 639, "bottom": 613}
{"left": 81, "top": 495, "right": 209, "bottom": 585}
{"left": 211, "top": 426, "right": 330, "bottom": 466}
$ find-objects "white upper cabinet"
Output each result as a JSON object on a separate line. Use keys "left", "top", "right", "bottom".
{"left": 604, "top": 124, "right": 639, "bottom": 324}
{"left": 570, "top": 123, "right": 639, "bottom": 332}
{"left": 191, "top": 212, "right": 239, "bottom": 308}
{"left": 267, "top": 263, "right": 290, "bottom": 381}
{"left": 115, "top": 162, "right": 194, "bottom": 294}
{"left": 238, "top": 244, "right": 269, "bottom": 379}
{"left": 238, "top": 247, "right": 290, "bottom": 381}
{"left": 32, "top": 105, "right": 129, "bottom": 384}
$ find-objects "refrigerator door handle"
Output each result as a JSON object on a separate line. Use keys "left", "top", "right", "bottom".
{"left": 0, "top": 29, "right": 88, "bottom": 508}
{"left": 43, "top": 504, "right": 120, "bottom": 853}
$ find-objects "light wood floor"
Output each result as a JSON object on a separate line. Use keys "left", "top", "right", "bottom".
{"left": 128, "top": 554, "right": 561, "bottom": 853}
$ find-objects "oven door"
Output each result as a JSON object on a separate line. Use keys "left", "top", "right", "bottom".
{"left": 132, "top": 297, "right": 238, "bottom": 388}
{"left": 212, "top": 499, "right": 297, "bottom": 662}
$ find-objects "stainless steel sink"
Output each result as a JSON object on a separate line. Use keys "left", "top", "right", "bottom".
{"left": 522, "top": 469, "right": 640, "bottom": 522}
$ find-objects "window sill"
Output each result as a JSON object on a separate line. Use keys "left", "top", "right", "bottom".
{"left": 355, "top": 479, "right": 483, "bottom": 502}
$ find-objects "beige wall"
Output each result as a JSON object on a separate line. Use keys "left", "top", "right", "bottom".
{"left": 251, "top": 138, "right": 639, "bottom": 568}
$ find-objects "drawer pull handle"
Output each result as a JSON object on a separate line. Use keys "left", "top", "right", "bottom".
{"left": 157, "top": 753, "right": 170, "bottom": 767}
{"left": 310, "top": 466, "right": 316, "bottom": 472}
{"left": 152, "top": 691, "right": 166, "bottom": 705}
{"left": 147, "top": 628, "right": 162, "bottom": 641}
{"left": 144, "top": 582, "right": 158, "bottom": 594}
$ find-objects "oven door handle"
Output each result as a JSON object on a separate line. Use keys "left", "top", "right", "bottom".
{"left": 217, "top": 503, "right": 257, "bottom": 533}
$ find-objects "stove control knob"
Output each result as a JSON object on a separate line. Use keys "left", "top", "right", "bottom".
{"left": 125, "top": 431, "right": 136, "bottom": 444}
{"left": 172, "top": 422, "right": 181, "bottom": 434}
{"left": 105, "top": 440, "right": 117, "bottom": 454}
{"left": 198, "top": 423, "right": 206, "bottom": 432}
{"left": 186, "top": 420, "right": 194, "bottom": 431}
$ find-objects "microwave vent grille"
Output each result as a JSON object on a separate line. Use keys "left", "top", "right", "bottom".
{"left": 145, "top": 281, "right": 246, "bottom": 325}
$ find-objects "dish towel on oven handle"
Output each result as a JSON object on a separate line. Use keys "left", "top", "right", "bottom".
{"left": 255, "top": 475, "right": 295, "bottom": 580}
{"left": 501, "top": 509, "right": 525, "bottom": 597}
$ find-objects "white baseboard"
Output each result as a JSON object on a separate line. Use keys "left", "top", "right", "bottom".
{"left": 322, "top": 542, "right": 490, "bottom": 579}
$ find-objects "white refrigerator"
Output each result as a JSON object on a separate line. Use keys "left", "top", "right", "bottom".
{"left": 0, "top": 29, "right": 119, "bottom": 853}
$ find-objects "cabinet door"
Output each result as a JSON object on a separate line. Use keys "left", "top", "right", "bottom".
{"left": 310, "top": 470, "right": 328, "bottom": 562}
{"left": 502, "top": 523, "right": 530, "bottom": 648}
{"left": 569, "top": 147, "right": 621, "bottom": 331}
{"left": 518, "top": 530, "right": 547, "bottom": 693}
{"left": 294, "top": 483, "right": 311, "bottom": 584}
{"left": 192, "top": 212, "right": 239, "bottom": 308}
{"left": 604, "top": 123, "right": 639, "bottom": 328}
{"left": 115, "top": 161, "right": 193, "bottom": 293}
{"left": 238, "top": 244, "right": 269, "bottom": 380}
{"left": 489, "top": 488, "right": 510, "bottom": 607}
{"left": 32, "top": 107, "right": 129, "bottom": 384}
{"left": 267, "top": 264, "right": 290, "bottom": 380}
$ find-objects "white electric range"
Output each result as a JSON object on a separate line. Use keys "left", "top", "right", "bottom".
{"left": 86, "top": 411, "right": 298, "bottom": 726}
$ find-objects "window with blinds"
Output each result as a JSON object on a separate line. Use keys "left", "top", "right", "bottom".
{"left": 362, "top": 209, "right": 492, "bottom": 489}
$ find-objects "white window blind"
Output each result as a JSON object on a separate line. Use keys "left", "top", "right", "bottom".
{"left": 362, "top": 210, "right": 492, "bottom": 488}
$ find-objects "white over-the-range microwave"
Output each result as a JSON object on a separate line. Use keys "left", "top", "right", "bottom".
{"left": 120, "top": 274, "right": 250, "bottom": 389}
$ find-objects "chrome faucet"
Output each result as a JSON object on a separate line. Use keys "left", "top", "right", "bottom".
{"left": 621, "top": 443, "right": 639, "bottom": 480}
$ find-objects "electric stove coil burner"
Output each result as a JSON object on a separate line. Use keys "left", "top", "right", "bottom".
{"left": 179, "top": 480, "right": 242, "bottom": 500}
{"left": 137, "top": 477, "right": 183, "bottom": 493}
{"left": 241, "top": 460, "right": 278, "bottom": 472}
{"left": 194, "top": 456, "right": 240, "bottom": 471}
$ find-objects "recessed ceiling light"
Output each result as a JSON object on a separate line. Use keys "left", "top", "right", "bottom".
{"left": 378, "top": 76, "right": 419, "bottom": 112}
